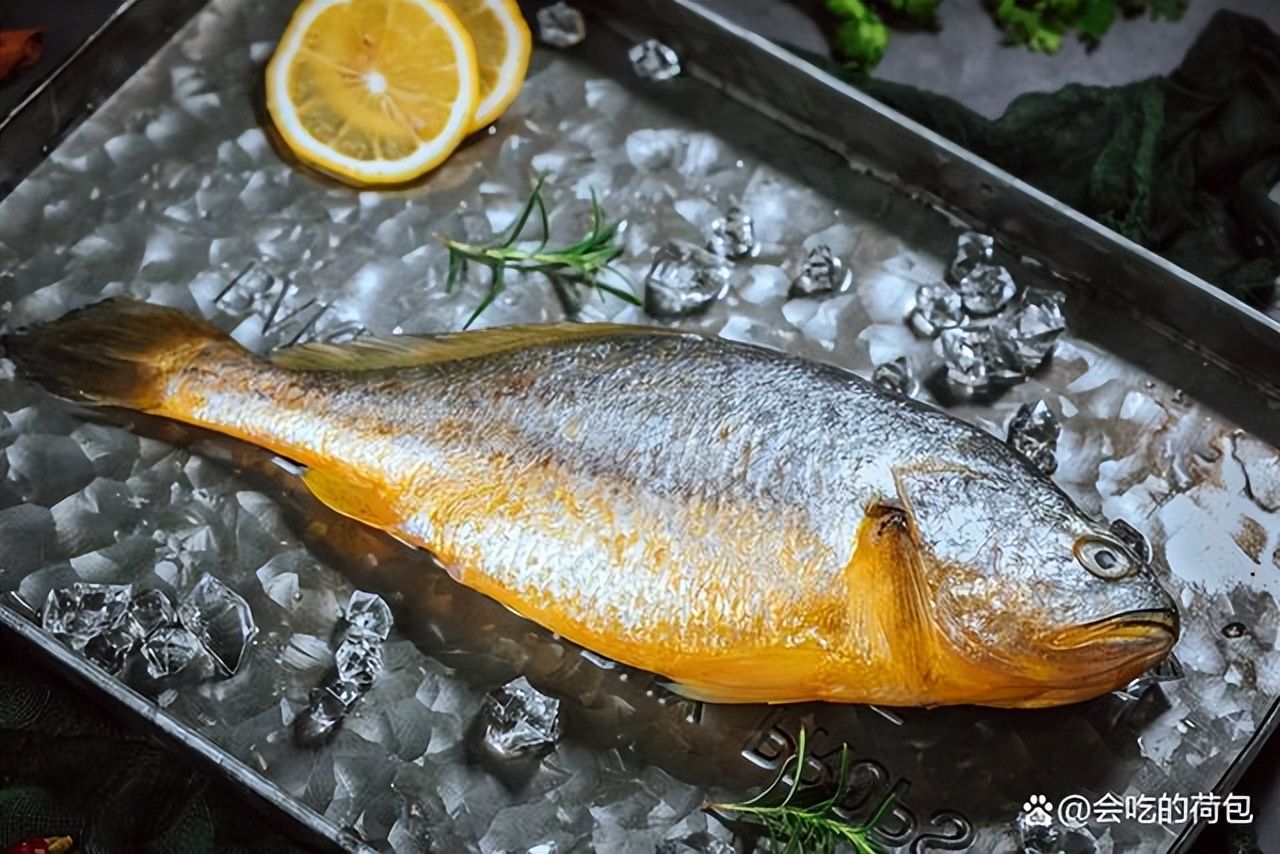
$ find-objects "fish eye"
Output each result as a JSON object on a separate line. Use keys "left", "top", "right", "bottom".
{"left": 1075, "top": 537, "right": 1137, "bottom": 580}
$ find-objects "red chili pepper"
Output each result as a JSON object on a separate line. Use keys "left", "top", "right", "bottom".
{"left": 0, "top": 29, "right": 44, "bottom": 81}
{"left": 3, "top": 837, "right": 73, "bottom": 854}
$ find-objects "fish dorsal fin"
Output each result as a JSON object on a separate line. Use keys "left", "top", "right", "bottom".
{"left": 270, "top": 322, "right": 684, "bottom": 372}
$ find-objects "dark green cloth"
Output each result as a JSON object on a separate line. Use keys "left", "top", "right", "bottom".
{"left": 0, "top": 652, "right": 308, "bottom": 854}
{"left": 824, "top": 10, "right": 1280, "bottom": 306}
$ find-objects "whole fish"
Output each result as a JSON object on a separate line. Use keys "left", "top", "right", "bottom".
{"left": 3, "top": 299, "right": 1177, "bottom": 707}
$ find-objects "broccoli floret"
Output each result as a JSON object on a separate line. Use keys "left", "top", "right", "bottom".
{"left": 994, "top": 0, "right": 1187, "bottom": 53}
{"left": 825, "top": 0, "right": 891, "bottom": 73}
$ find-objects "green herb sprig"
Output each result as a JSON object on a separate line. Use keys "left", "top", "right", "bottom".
{"left": 707, "top": 729, "right": 893, "bottom": 854}
{"left": 444, "top": 174, "right": 638, "bottom": 329}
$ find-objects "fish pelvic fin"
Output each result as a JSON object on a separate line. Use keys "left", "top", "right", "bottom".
{"left": 302, "top": 466, "right": 406, "bottom": 533}
{"left": 3, "top": 298, "right": 241, "bottom": 411}
{"left": 269, "top": 322, "right": 690, "bottom": 372}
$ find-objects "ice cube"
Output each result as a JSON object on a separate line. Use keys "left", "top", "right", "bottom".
{"left": 956, "top": 263, "right": 1017, "bottom": 315}
{"left": 1114, "top": 653, "right": 1184, "bottom": 700}
{"left": 1006, "top": 400, "right": 1060, "bottom": 476}
{"left": 935, "top": 327, "right": 989, "bottom": 392}
{"left": 872, "top": 358, "right": 916, "bottom": 397}
{"left": 335, "top": 634, "right": 385, "bottom": 692}
{"left": 789, "top": 244, "right": 851, "bottom": 298}
{"left": 293, "top": 682, "right": 357, "bottom": 748}
{"left": 908, "top": 283, "right": 964, "bottom": 338}
{"left": 141, "top": 626, "right": 203, "bottom": 679}
{"left": 643, "top": 241, "right": 730, "bottom": 319}
{"left": 42, "top": 583, "right": 132, "bottom": 651}
{"left": 473, "top": 676, "right": 561, "bottom": 762}
{"left": 629, "top": 40, "right": 681, "bottom": 82}
{"left": 345, "top": 590, "right": 393, "bottom": 641}
{"left": 536, "top": 2, "right": 586, "bottom": 48}
{"left": 982, "top": 325, "right": 1028, "bottom": 386}
{"left": 705, "top": 207, "right": 757, "bottom": 260}
{"left": 178, "top": 575, "right": 257, "bottom": 675}
{"left": 83, "top": 628, "right": 137, "bottom": 674}
{"left": 126, "top": 588, "right": 175, "bottom": 638}
{"left": 948, "top": 231, "right": 994, "bottom": 284}
{"left": 1108, "top": 519, "right": 1151, "bottom": 563}
{"left": 1002, "top": 288, "right": 1066, "bottom": 369}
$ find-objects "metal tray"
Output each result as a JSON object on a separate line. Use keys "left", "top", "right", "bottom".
{"left": 1, "top": 1, "right": 1277, "bottom": 852}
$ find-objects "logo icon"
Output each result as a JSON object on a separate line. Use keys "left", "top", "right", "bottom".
{"left": 1021, "top": 794, "right": 1054, "bottom": 828}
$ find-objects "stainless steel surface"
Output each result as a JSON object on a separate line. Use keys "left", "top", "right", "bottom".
{"left": 0, "top": 1, "right": 1277, "bottom": 852}
{"left": 604, "top": 0, "right": 1280, "bottom": 448}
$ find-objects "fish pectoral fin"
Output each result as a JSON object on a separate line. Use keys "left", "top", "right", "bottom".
{"left": 843, "top": 502, "right": 937, "bottom": 679}
{"left": 302, "top": 466, "right": 402, "bottom": 532}
{"left": 270, "top": 323, "right": 689, "bottom": 372}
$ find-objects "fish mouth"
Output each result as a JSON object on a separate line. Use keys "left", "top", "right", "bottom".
{"left": 1048, "top": 608, "right": 1180, "bottom": 651}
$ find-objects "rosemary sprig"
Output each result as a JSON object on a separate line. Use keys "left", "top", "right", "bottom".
{"left": 707, "top": 729, "right": 894, "bottom": 854}
{"left": 443, "top": 174, "right": 639, "bottom": 328}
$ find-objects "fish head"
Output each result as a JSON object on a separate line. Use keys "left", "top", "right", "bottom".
{"left": 893, "top": 456, "right": 1178, "bottom": 707}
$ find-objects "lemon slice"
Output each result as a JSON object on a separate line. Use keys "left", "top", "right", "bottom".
{"left": 443, "top": 0, "right": 531, "bottom": 130}
{"left": 266, "top": 0, "right": 480, "bottom": 186}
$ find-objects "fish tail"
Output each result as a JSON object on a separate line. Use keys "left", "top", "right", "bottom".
{"left": 2, "top": 298, "right": 244, "bottom": 410}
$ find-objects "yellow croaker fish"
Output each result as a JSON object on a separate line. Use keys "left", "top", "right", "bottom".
{"left": 3, "top": 299, "right": 1178, "bottom": 707}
